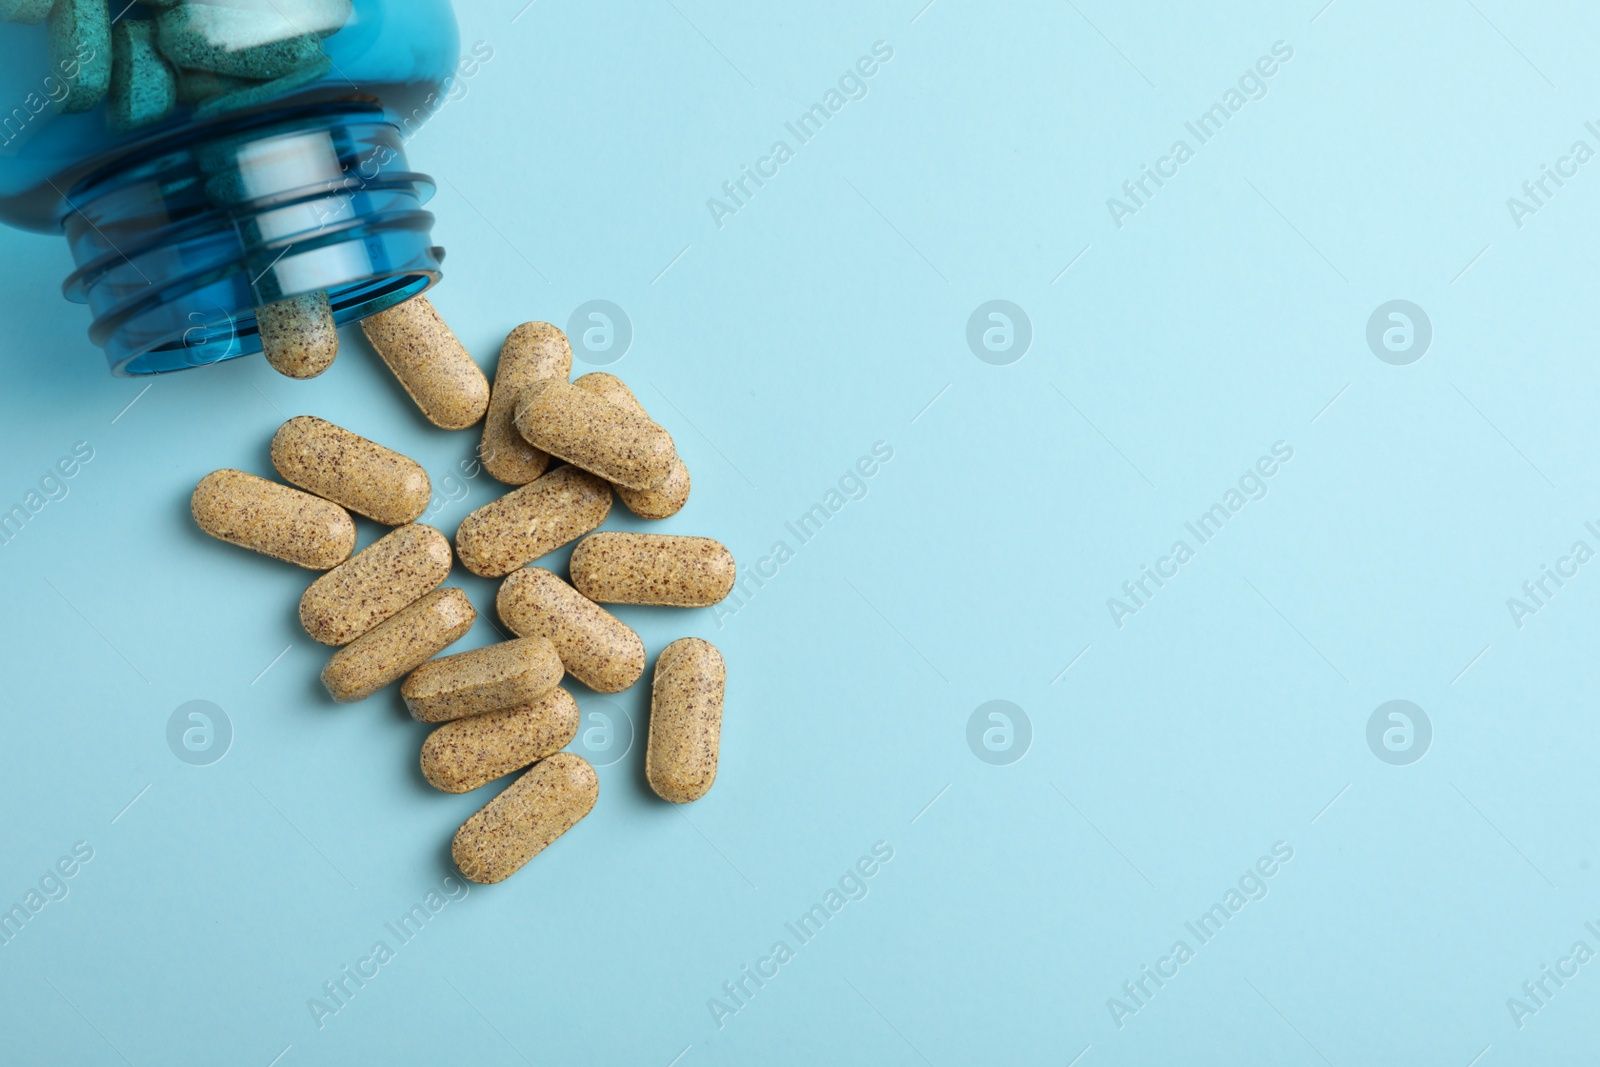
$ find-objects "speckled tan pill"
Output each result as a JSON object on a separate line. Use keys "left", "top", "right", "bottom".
{"left": 270, "top": 415, "right": 430, "bottom": 526}
{"left": 452, "top": 752, "right": 598, "bottom": 884}
{"left": 647, "top": 638, "right": 726, "bottom": 803}
{"left": 321, "top": 588, "right": 475, "bottom": 703}
{"left": 481, "top": 322, "right": 573, "bottom": 486}
{"left": 257, "top": 292, "right": 338, "bottom": 379}
{"left": 298, "top": 524, "right": 452, "bottom": 646}
{"left": 569, "top": 532, "right": 735, "bottom": 607}
{"left": 191, "top": 468, "right": 355, "bottom": 570}
{"left": 514, "top": 378, "right": 676, "bottom": 491}
{"left": 402, "top": 636, "right": 563, "bottom": 723}
{"left": 421, "top": 687, "right": 580, "bottom": 793}
{"left": 497, "top": 568, "right": 645, "bottom": 694}
{"left": 572, "top": 373, "right": 691, "bottom": 518}
{"left": 360, "top": 295, "right": 490, "bottom": 430}
{"left": 454, "top": 466, "right": 611, "bottom": 578}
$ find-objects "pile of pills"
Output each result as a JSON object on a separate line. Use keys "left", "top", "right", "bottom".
{"left": 191, "top": 295, "right": 733, "bottom": 884}
{"left": 3, "top": 0, "right": 350, "bottom": 133}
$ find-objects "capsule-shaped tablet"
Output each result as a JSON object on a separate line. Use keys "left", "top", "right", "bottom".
{"left": 360, "top": 295, "right": 490, "bottom": 430}
{"left": 155, "top": 4, "right": 322, "bottom": 78}
{"left": 107, "top": 18, "right": 177, "bottom": 134}
{"left": 647, "top": 638, "right": 726, "bottom": 803}
{"left": 299, "top": 524, "right": 452, "bottom": 646}
{"left": 569, "top": 532, "right": 735, "bottom": 608}
{"left": 50, "top": 0, "right": 112, "bottom": 113}
{"left": 454, "top": 466, "right": 611, "bottom": 578}
{"left": 514, "top": 378, "right": 677, "bottom": 491}
{"left": 257, "top": 292, "right": 338, "bottom": 379}
{"left": 321, "top": 588, "right": 475, "bottom": 703}
{"left": 193, "top": 54, "right": 333, "bottom": 118}
{"left": 497, "top": 568, "right": 645, "bottom": 693}
{"left": 175, "top": 68, "right": 252, "bottom": 105}
{"left": 609, "top": 449, "right": 691, "bottom": 519}
{"left": 452, "top": 752, "right": 598, "bottom": 883}
{"left": 421, "top": 687, "right": 580, "bottom": 793}
{"left": 192, "top": 468, "right": 355, "bottom": 570}
{"left": 572, "top": 373, "right": 691, "bottom": 518}
{"left": 481, "top": 322, "right": 573, "bottom": 486}
{"left": 270, "top": 415, "right": 430, "bottom": 525}
{"left": 402, "top": 636, "right": 563, "bottom": 723}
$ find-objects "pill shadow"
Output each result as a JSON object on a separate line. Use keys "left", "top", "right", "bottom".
{"left": 398, "top": 712, "right": 438, "bottom": 797}
{"left": 624, "top": 702, "right": 662, "bottom": 807}
{"left": 252, "top": 429, "right": 277, "bottom": 474}
{"left": 301, "top": 652, "right": 329, "bottom": 708}
{"left": 621, "top": 739, "right": 660, "bottom": 806}
{"left": 287, "top": 595, "right": 311, "bottom": 657}
{"left": 559, "top": 673, "right": 658, "bottom": 806}
{"left": 433, "top": 834, "right": 467, "bottom": 889}
{"left": 379, "top": 691, "right": 468, "bottom": 807}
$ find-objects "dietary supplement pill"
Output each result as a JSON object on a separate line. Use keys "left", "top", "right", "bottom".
{"left": 496, "top": 568, "right": 645, "bottom": 694}
{"left": 194, "top": 54, "right": 332, "bottom": 118}
{"left": 321, "top": 587, "right": 475, "bottom": 702}
{"left": 572, "top": 373, "right": 691, "bottom": 518}
{"left": 155, "top": 5, "right": 322, "bottom": 79}
{"left": 298, "top": 523, "right": 451, "bottom": 646}
{"left": 191, "top": 468, "right": 355, "bottom": 570}
{"left": 420, "top": 687, "right": 580, "bottom": 794}
{"left": 107, "top": 18, "right": 176, "bottom": 134}
{"left": 360, "top": 295, "right": 490, "bottom": 430}
{"left": 402, "top": 636, "right": 563, "bottom": 724}
{"left": 270, "top": 415, "right": 430, "bottom": 525}
{"left": 514, "top": 378, "right": 677, "bottom": 491}
{"left": 174, "top": 68, "right": 250, "bottom": 104}
{"left": 647, "top": 638, "right": 726, "bottom": 803}
{"left": 452, "top": 752, "right": 598, "bottom": 884}
{"left": 257, "top": 292, "right": 338, "bottom": 379}
{"left": 454, "top": 465, "right": 611, "bottom": 578}
{"left": 481, "top": 322, "right": 573, "bottom": 486}
{"left": 50, "top": 0, "right": 112, "bottom": 113}
{"left": 569, "top": 532, "right": 735, "bottom": 608}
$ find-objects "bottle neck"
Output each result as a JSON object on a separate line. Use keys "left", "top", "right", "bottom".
{"left": 60, "top": 103, "right": 442, "bottom": 375}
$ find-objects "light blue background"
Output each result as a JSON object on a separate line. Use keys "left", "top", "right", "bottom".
{"left": 2, "top": 1, "right": 1598, "bottom": 1063}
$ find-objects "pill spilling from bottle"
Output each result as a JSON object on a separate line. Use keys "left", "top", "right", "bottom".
{"left": 190, "top": 296, "right": 733, "bottom": 883}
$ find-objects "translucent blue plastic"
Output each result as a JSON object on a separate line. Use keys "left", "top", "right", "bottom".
{"left": 0, "top": 0, "right": 463, "bottom": 374}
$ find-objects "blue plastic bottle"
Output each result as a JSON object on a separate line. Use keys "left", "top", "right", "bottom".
{"left": 0, "top": 0, "right": 468, "bottom": 374}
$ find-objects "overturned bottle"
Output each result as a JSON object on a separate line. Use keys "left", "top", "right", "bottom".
{"left": 0, "top": 0, "right": 488, "bottom": 374}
